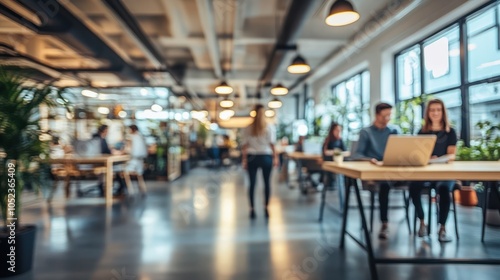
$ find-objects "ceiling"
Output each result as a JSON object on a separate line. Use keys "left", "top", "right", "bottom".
{"left": 0, "top": 0, "right": 394, "bottom": 112}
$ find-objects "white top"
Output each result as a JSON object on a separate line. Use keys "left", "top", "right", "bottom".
{"left": 129, "top": 133, "right": 148, "bottom": 158}
{"left": 242, "top": 124, "right": 276, "bottom": 155}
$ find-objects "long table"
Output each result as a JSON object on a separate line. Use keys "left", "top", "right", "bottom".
{"left": 50, "top": 154, "right": 131, "bottom": 206}
{"left": 322, "top": 161, "right": 500, "bottom": 280}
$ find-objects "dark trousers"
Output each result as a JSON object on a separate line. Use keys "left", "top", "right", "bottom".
{"left": 379, "top": 182, "right": 391, "bottom": 222}
{"left": 247, "top": 154, "right": 273, "bottom": 209}
{"left": 409, "top": 181, "right": 454, "bottom": 225}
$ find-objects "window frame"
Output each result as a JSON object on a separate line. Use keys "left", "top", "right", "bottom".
{"left": 394, "top": 0, "right": 500, "bottom": 145}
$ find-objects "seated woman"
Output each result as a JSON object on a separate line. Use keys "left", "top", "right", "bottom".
{"left": 320, "top": 122, "right": 345, "bottom": 189}
{"left": 409, "top": 99, "right": 457, "bottom": 242}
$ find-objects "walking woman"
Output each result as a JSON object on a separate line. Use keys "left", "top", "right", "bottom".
{"left": 409, "top": 99, "right": 457, "bottom": 242}
{"left": 242, "top": 104, "right": 279, "bottom": 219}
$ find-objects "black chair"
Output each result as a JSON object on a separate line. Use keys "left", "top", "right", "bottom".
{"left": 365, "top": 182, "right": 411, "bottom": 233}
{"left": 412, "top": 182, "right": 460, "bottom": 239}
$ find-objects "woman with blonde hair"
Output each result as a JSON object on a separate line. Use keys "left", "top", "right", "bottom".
{"left": 409, "top": 98, "right": 457, "bottom": 242}
{"left": 242, "top": 104, "right": 279, "bottom": 219}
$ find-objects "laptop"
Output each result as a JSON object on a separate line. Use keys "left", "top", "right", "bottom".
{"left": 375, "top": 135, "right": 437, "bottom": 167}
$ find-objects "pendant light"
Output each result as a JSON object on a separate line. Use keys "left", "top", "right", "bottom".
{"left": 215, "top": 0, "right": 234, "bottom": 95}
{"left": 268, "top": 98, "right": 282, "bottom": 109}
{"left": 325, "top": 0, "right": 360, "bottom": 27}
{"left": 219, "top": 109, "right": 235, "bottom": 120}
{"left": 215, "top": 81, "right": 233, "bottom": 95}
{"left": 270, "top": 83, "right": 288, "bottom": 96}
{"left": 287, "top": 55, "right": 311, "bottom": 74}
{"left": 265, "top": 109, "right": 276, "bottom": 118}
{"left": 220, "top": 97, "right": 234, "bottom": 108}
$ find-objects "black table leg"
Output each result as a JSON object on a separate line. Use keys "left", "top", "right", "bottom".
{"left": 353, "top": 178, "right": 378, "bottom": 280}
{"left": 481, "top": 182, "right": 490, "bottom": 242}
{"left": 340, "top": 177, "right": 351, "bottom": 249}
{"left": 319, "top": 177, "right": 328, "bottom": 222}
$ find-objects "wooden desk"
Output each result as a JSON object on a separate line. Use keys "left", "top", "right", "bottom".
{"left": 51, "top": 155, "right": 131, "bottom": 206}
{"left": 322, "top": 161, "right": 500, "bottom": 280}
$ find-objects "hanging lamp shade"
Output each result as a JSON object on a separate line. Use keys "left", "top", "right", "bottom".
{"left": 325, "top": 0, "right": 360, "bottom": 27}
{"left": 268, "top": 98, "right": 282, "bottom": 109}
{"left": 270, "top": 83, "right": 289, "bottom": 96}
{"left": 219, "top": 109, "right": 235, "bottom": 120}
{"left": 287, "top": 55, "right": 311, "bottom": 74}
{"left": 265, "top": 109, "right": 276, "bottom": 118}
{"left": 220, "top": 97, "right": 234, "bottom": 108}
{"left": 215, "top": 81, "right": 233, "bottom": 94}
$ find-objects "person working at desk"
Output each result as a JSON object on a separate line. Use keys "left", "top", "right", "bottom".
{"left": 409, "top": 99, "right": 457, "bottom": 242}
{"left": 320, "top": 122, "right": 345, "bottom": 189}
{"left": 352, "top": 102, "right": 399, "bottom": 239}
{"left": 93, "top": 125, "right": 126, "bottom": 197}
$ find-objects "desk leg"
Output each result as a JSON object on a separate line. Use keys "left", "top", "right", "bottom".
{"left": 482, "top": 183, "right": 490, "bottom": 242}
{"left": 319, "top": 177, "right": 328, "bottom": 222}
{"left": 105, "top": 161, "right": 113, "bottom": 207}
{"left": 353, "top": 178, "right": 378, "bottom": 280}
{"left": 340, "top": 177, "right": 351, "bottom": 249}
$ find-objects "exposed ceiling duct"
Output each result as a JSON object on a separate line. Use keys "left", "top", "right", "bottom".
{"left": 288, "top": 0, "right": 424, "bottom": 91}
{"left": 256, "top": 0, "right": 322, "bottom": 95}
{"left": 0, "top": 0, "right": 145, "bottom": 82}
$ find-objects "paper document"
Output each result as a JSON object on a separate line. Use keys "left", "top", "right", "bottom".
{"left": 429, "top": 155, "right": 450, "bottom": 164}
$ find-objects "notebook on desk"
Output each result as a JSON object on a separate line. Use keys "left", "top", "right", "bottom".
{"left": 374, "top": 135, "right": 437, "bottom": 167}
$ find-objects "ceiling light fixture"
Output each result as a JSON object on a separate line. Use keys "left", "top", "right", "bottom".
{"left": 250, "top": 110, "right": 257, "bottom": 117}
{"left": 270, "top": 83, "right": 288, "bottom": 96}
{"left": 325, "top": 0, "right": 360, "bottom": 27}
{"left": 265, "top": 109, "right": 276, "bottom": 118}
{"left": 287, "top": 55, "right": 311, "bottom": 74}
{"left": 151, "top": 104, "right": 163, "bottom": 112}
{"left": 81, "top": 89, "right": 98, "bottom": 98}
{"left": 97, "top": 107, "right": 110, "bottom": 115}
{"left": 220, "top": 97, "right": 234, "bottom": 108}
{"left": 215, "top": 81, "right": 233, "bottom": 95}
{"left": 268, "top": 98, "right": 283, "bottom": 109}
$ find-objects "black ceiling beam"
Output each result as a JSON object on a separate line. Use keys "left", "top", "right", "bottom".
{"left": 101, "top": 0, "right": 184, "bottom": 85}
{"left": 256, "top": 0, "right": 322, "bottom": 95}
{"left": 6, "top": 0, "right": 145, "bottom": 82}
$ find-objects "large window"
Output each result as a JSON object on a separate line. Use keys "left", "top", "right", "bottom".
{"left": 423, "top": 25, "right": 461, "bottom": 93}
{"left": 395, "top": 1, "right": 500, "bottom": 144}
{"left": 331, "top": 71, "right": 370, "bottom": 141}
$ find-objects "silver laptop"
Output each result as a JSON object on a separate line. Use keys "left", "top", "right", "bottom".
{"left": 376, "top": 135, "right": 437, "bottom": 167}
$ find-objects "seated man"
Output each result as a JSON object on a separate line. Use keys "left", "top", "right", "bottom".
{"left": 352, "top": 102, "right": 399, "bottom": 239}
{"left": 93, "top": 125, "right": 127, "bottom": 197}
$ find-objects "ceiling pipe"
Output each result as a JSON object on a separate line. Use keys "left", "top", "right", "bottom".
{"left": 196, "top": 0, "right": 223, "bottom": 79}
{"left": 256, "top": 0, "right": 322, "bottom": 96}
{"left": 101, "top": 0, "right": 184, "bottom": 85}
{"left": 5, "top": 0, "right": 144, "bottom": 82}
{"left": 288, "top": 0, "right": 424, "bottom": 91}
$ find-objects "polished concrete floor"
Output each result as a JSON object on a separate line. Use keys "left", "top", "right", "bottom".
{"left": 11, "top": 166, "right": 500, "bottom": 280}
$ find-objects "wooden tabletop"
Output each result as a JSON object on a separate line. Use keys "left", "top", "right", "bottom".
{"left": 322, "top": 161, "right": 500, "bottom": 181}
{"left": 50, "top": 154, "right": 131, "bottom": 164}
{"left": 288, "top": 152, "right": 322, "bottom": 160}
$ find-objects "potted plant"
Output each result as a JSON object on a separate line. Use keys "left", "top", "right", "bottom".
{"left": 333, "top": 148, "right": 344, "bottom": 164}
{"left": 0, "top": 68, "right": 67, "bottom": 276}
{"left": 456, "top": 121, "right": 500, "bottom": 225}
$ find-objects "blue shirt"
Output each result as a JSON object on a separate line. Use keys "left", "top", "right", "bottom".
{"left": 353, "top": 125, "right": 399, "bottom": 161}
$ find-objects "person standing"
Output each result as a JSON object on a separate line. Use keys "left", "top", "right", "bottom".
{"left": 409, "top": 99, "right": 457, "bottom": 242}
{"left": 352, "top": 102, "right": 399, "bottom": 239}
{"left": 242, "top": 104, "right": 279, "bottom": 219}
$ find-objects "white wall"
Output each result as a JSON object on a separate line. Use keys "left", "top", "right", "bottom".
{"left": 311, "top": 0, "right": 489, "bottom": 118}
